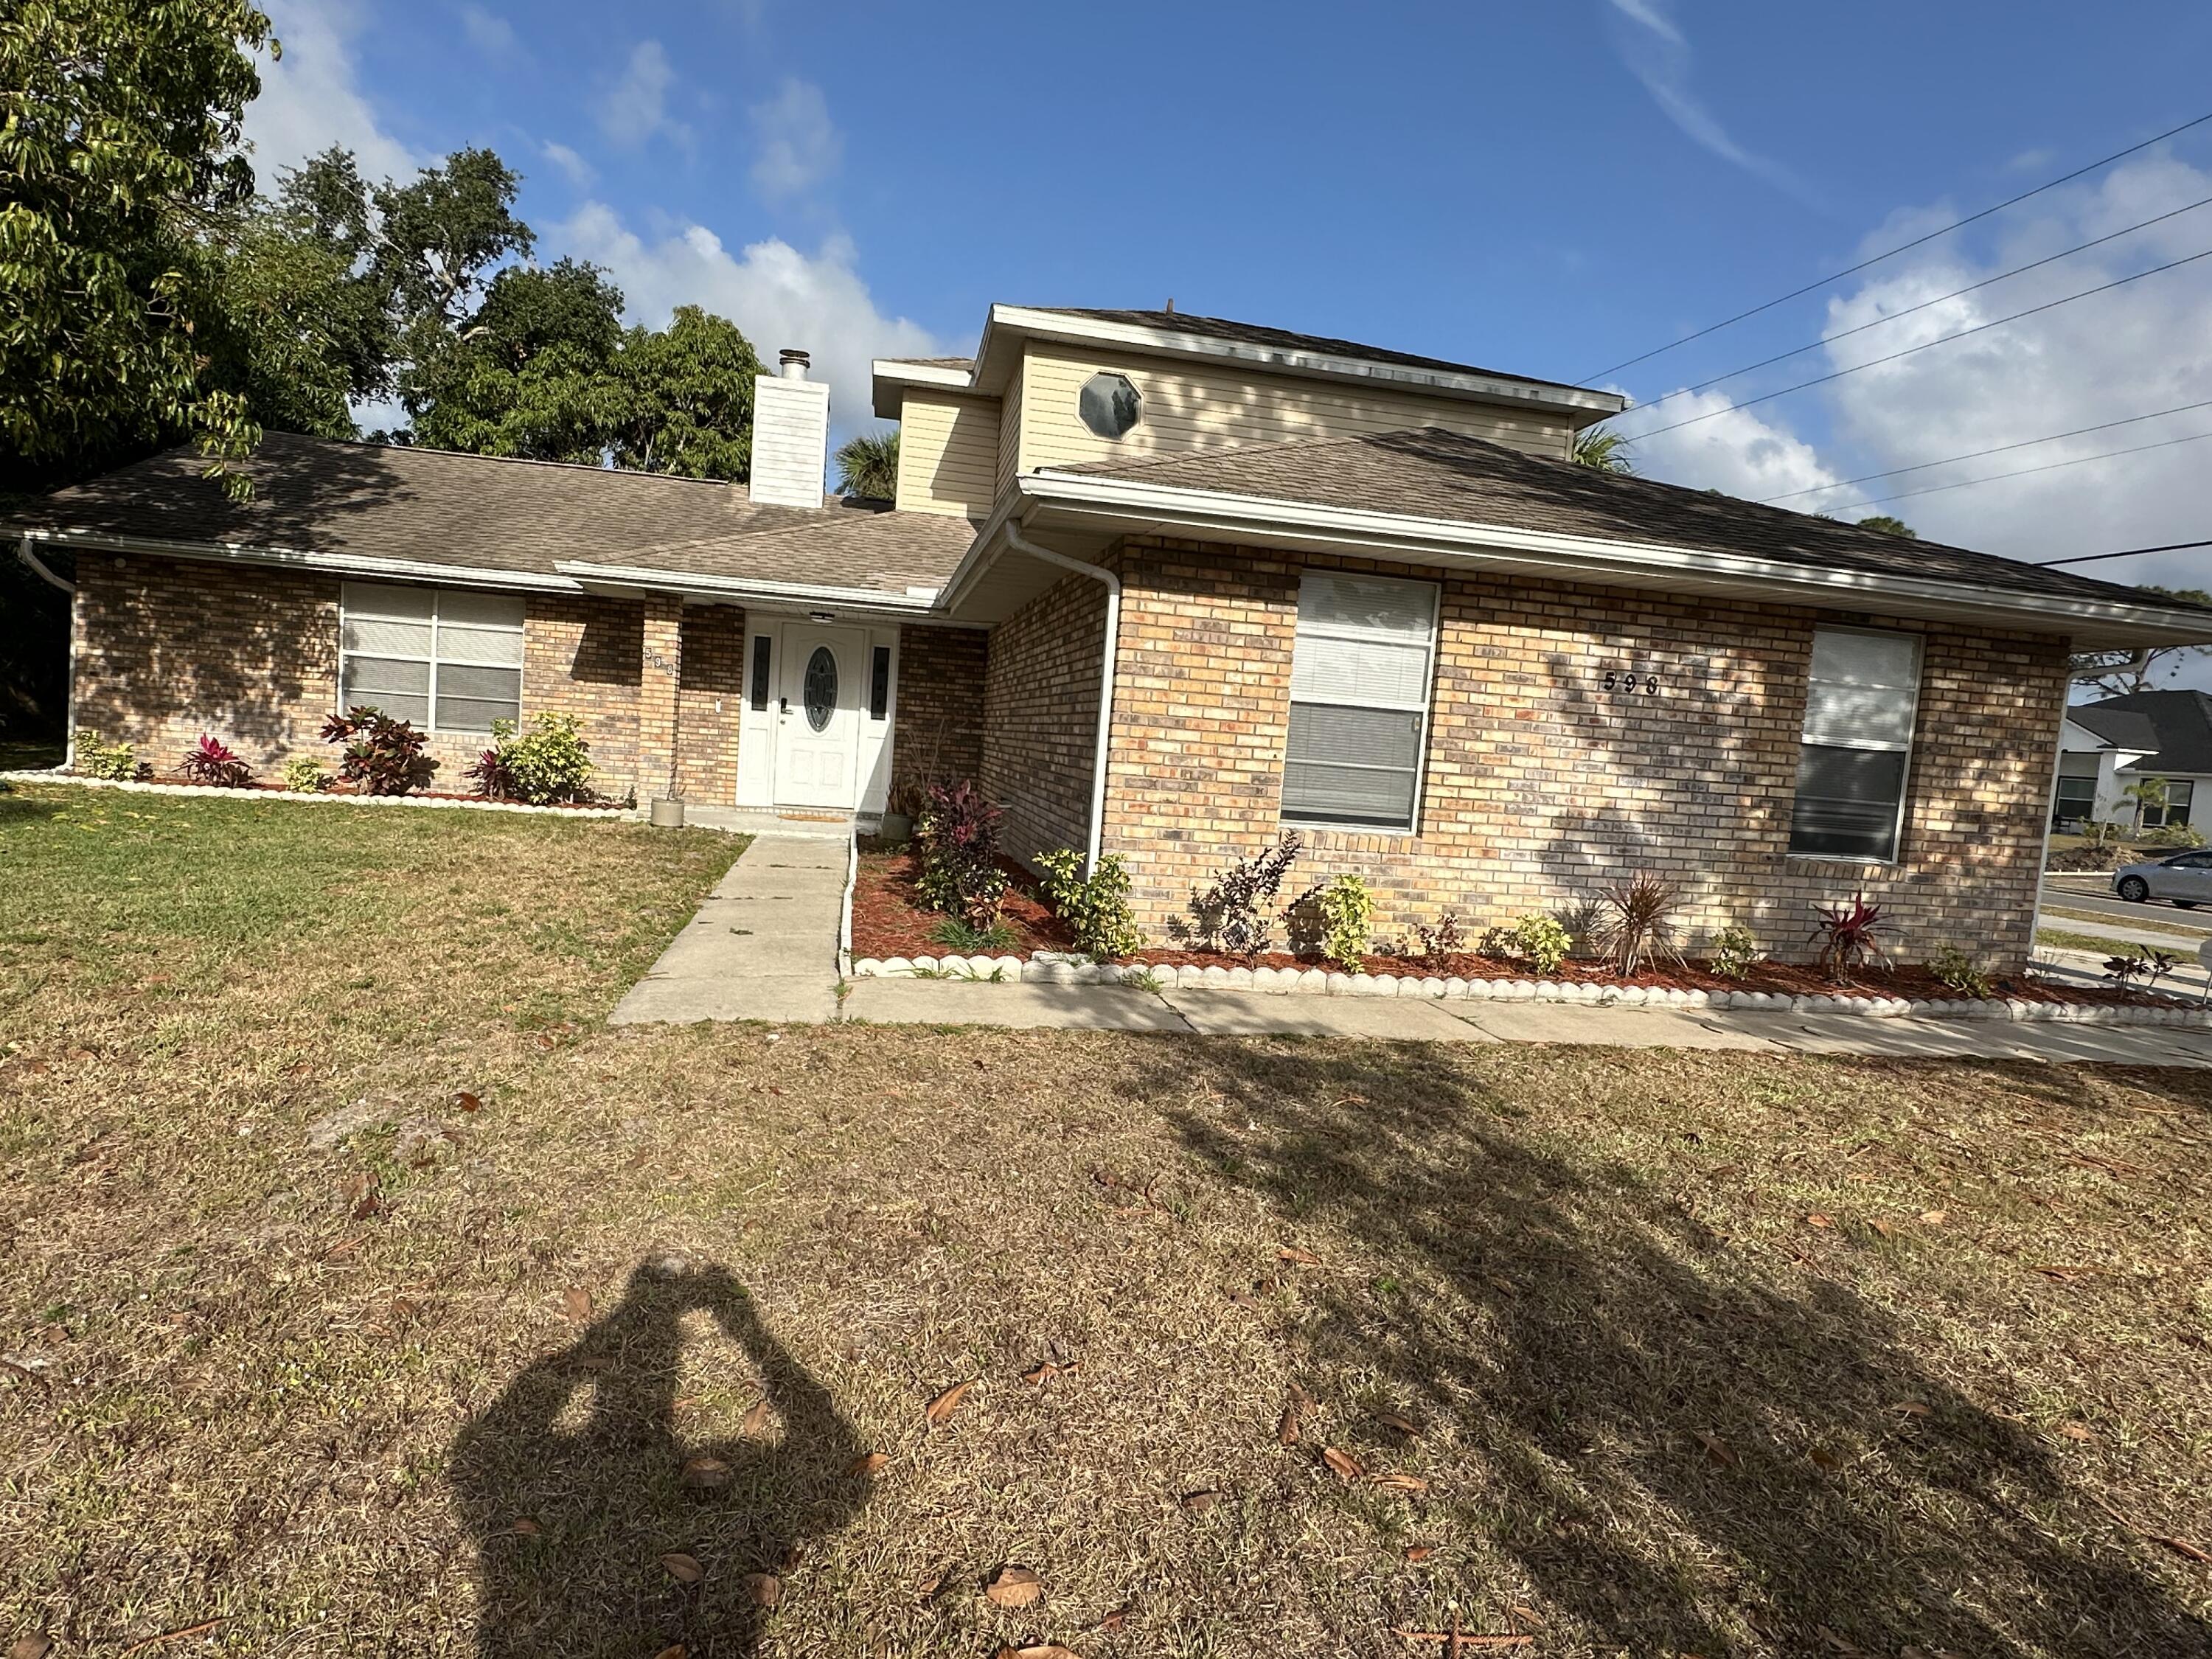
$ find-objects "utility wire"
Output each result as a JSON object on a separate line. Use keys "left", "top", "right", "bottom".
{"left": 1843, "top": 427, "right": 2212, "bottom": 509}
{"left": 1579, "top": 106, "right": 2212, "bottom": 383}
{"left": 1757, "top": 397, "right": 2212, "bottom": 504}
{"left": 1627, "top": 192, "right": 2212, "bottom": 420}
{"left": 2037, "top": 538, "right": 2212, "bottom": 566}
{"left": 1618, "top": 246, "right": 2212, "bottom": 443}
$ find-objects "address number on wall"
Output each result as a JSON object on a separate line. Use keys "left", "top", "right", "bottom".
{"left": 1600, "top": 668, "right": 1662, "bottom": 697}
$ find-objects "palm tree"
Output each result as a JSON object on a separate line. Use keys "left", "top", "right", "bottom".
{"left": 1571, "top": 422, "right": 1635, "bottom": 474}
{"left": 2123, "top": 775, "right": 2171, "bottom": 835}
{"left": 833, "top": 431, "right": 900, "bottom": 500}
{"left": 1855, "top": 514, "right": 1918, "bottom": 538}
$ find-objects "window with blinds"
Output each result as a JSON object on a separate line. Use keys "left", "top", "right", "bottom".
{"left": 1787, "top": 626, "right": 1921, "bottom": 861}
{"left": 339, "top": 582, "right": 525, "bottom": 733}
{"left": 1281, "top": 573, "right": 1439, "bottom": 832}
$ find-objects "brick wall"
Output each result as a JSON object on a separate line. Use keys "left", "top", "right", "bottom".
{"left": 70, "top": 554, "right": 693, "bottom": 802}
{"left": 980, "top": 570, "right": 1106, "bottom": 866}
{"left": 1097, "top": 537, "right": 2069, "bottom": 968}
{"left": 890, "top": 625, "right": 987, "bottom": 810}
{"left": 675, "top": 605, "right": 745, "bottom": 804}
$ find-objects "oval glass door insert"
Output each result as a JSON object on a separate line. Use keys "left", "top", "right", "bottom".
{"left": 803, "top": 646, "right": 837, "bottom": 731}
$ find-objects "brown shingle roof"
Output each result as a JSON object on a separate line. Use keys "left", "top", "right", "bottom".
{"left": 1054, "top": 425, "right": 2202, "bottom": 611}
{"left": 1030, "top": 308, "right": 1592, "bottom": 397}
{"left": 15, "top": 432, "right": 974, "bottom": 596}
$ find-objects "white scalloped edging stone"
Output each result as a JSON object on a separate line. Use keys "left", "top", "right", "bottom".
{"left": 838, "top": 953, "right": 2207, "bottom": 1026}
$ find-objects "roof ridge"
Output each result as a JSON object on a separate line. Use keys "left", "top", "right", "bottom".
{"left": 246, "top": 430, "right": 747, "bottom": 490}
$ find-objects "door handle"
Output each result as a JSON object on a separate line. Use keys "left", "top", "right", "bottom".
{"left": 778, "top": 697, "right": 788, "bottom": 713}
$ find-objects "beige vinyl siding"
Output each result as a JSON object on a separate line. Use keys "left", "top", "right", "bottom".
{"left": 1015, "top": 343, "right": 1574, "bottom": 475}
{"left": 995, "top": 366, "right": 1025, "bottom": 502}
{"left": 894, "top": 391, "right": 1001, "bottom": 519}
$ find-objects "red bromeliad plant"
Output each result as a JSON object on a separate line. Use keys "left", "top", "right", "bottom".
{"left": 914, "top": 780, "right": 1008, "bottom": 926}
{"left": 1809, "top": 891, "right": 1893, "bottom": 985}
{"left": 321, "top": 706, "right": 437, "bottom": 796}
{"left": 178, "top": 734, "right": 253, "bottom": 788}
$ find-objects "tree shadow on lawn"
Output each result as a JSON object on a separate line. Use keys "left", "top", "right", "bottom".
{"left": 1140, "top": 1040, "right": 2212, "bottom": 1658}
{"left": 452, "top": 1262, "right": 867, "bottom": 1658}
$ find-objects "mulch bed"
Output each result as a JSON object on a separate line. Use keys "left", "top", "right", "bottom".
{"left": 106, "top": 773, "right": 620, "bottom": 810}
{"left": 852, "top": 846, "right": 2178, "bottom": 1007}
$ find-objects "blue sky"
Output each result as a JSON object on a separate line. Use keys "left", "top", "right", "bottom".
{"left": 250, "top": 1, "right": 2212, "bottom": 602}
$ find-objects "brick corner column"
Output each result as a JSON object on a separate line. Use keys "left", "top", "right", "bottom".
{"left": 638, "top": 595, "right": 684, "bottom": 803}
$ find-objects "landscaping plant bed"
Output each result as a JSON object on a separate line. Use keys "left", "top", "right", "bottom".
{"left": 850, "top": 846, "right": 1077, "bottom": 959}
{"left": 40, "top": 771, "right": 632, "bottom": 814}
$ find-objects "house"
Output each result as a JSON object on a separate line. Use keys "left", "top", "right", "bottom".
{"left": 17, "top": 305, "right": 2212, "bottom": 967}
{"left": 2058, "top": 692, "right": 2212, "bottom": 831}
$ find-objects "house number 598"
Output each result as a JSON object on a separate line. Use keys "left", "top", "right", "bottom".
{"left": 1602, "top": 669, "right": 1660, "bottom": 697}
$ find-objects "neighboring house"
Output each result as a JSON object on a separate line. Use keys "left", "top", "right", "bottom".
{"left": 2059, "top": 692, "right": 2212, "bottom": 831}
{"left": 15, "top": 305, "right": 2212, "bottom": 966}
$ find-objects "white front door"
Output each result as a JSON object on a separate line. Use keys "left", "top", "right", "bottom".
{"left": 774, "top": 624, "right": 864, "bottom": 809}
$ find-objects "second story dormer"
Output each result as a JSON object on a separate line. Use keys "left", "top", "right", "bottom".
{"left": 872, "top": 305, "right": 1626, "bottom": 521}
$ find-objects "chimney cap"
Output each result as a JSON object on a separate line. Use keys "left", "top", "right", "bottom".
{"left": 778, "top": 347, "right": 811, "bottom": 379}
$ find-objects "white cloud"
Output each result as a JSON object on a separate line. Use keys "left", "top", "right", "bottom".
{"left": 244, "top": 0, "right": 420, "bottom": 187}
{"left": 1618, "top": 389, "right": 1848, "bottom": 507}
{"left": 459, "top": 4, "right": 518, "bottom": 61}
{"left": 748, "top": 78, "right": 842, "bottom": 202}
{"left": 1602, "top": 0, "right": 1812, "bottom": 201}
{"left": 558, "top": 204, "right": 942, "bottom": 436}
{"left": 540, "top": 139, "right": 595, "bottom": 189}
{"left": 597, "top": 40, "right": 690, "bottom": 150}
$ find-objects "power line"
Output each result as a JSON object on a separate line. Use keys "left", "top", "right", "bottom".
{"left": 1757, "top": 397, "right": 2212, "bottom": 504}
{"left": 1618, "top": 245, "right": 2212, "bottom": 443}
{"left": 1845, "top": 426, "right": 2212, "bottom": 509}
{"left": 1628, "top": 192, "right": 2212, "bottom": 420}
{"left": 2037, "top": 538, "right": 2212, "bottom": 567}
{"left": 1580, "top": 106, "right": 2212, "bottom": 383}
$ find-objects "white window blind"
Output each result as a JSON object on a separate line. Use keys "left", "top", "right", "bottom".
{"left": 1787, "top": 626, "right": 1921, "bottom": 861}
{"left": 1282, "top": 573, "right": 1439, "bottom": 831}
{"left": 339, "top": 582, "right": 524, "bottom": 733}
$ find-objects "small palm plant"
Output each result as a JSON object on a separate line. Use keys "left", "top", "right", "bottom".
{"left": 1591, "top": 872, "right": 1683, "bottom": 975}
{"left": 1571, "top": 422, "right": 1635, "bottom": 474}
{"left": 2121, "top": 775, "right": 2171, "bottom": 834}
{"left": 833, "top": 430, "right": 900, "bottom": 499}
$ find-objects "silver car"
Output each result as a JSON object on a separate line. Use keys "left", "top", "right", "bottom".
{"left": 2113, "top": 849, "right": 2212, "bottom": 907}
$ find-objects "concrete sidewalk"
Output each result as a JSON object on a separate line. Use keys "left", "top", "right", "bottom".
{"left": 838, "top": 975, "right": 2212, "bottom": 1065}
{"left": 611, "top": 827, "right": 847, "bottom": 1025}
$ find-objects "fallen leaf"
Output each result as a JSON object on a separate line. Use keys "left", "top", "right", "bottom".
{"left": 1696, "top": 1432, "right": 1736, "bottom": 1467}
{"left": 1367, "top": 1471, "right": 1430, "bottom": 1492}
{"left": 995, "top": 1646, "right": 1081, "bottom": 1659}
{"left": 742, "top": 1399, "right": 771, "bottom": 1436}
{"left": 1888, "top": 1400, "right": 1933, "bottom": 1419}
{"left": 984, "top": 1565, "right": 1044, "bottom": 1607}
{"left": 849, "top": 1452, "right": 891, "bottom": 1476}
{"left": 1276, "top": 1405, "right": 1301, "bottom": 1446}
{"left": 1919, "top": 1209, "right": 1947, "bottom": 1225}
{"left": 1023, "top": 1358, "right": 1081, "bottom": 1385}
{"left": 1277, "top": 1245, "right": 1322, "bottom": 1265}
{"left": 2059, "top": 1422, "right": 2098, "bottom": 1442}
{"left": 1374, "top": 1411, "right": 1422, "bottom": 1436}
{"left": 1403, "top": 1543, "right": 1436, "bottom": 1562}
{"left": 562, "top": 1286, "right": 593, "bottom": 1322}
{"left": 509, "top": 1517, "right": 542, "bottom": 1536}
{"left": 740, "top": 1573, "right": 781, "bottom": 1608}
{"left": 1507, "top": 1604, "right": 1544, "bottom": 1628}
{"left": 661, "top": 1552, "right": 703, "bottom": 1585}
{"left": 1809, "top": 1445, "right": 1842, "bottom": 1470}
{"left": 1095, "top": 1607, "right": 1130, "bottom": 1632}
{"left": 650, "top": 1647, "right": 686, "bottom": 1659}
{"left": 1805, "top": 1213, "right": 1834, "bottom": 1229}
{"left": 680, "top": 1456, "right": 731, "bottom": 1489}
{"left": 453, "top": 1091, "right": 482, "bottom": 1112}
{"left": 1180, "top": 1489, "right": 1221, "bottom": 1512}
{"left": 1868, "top": 1217, "right": 1894, "bottom": 1238}
{"left": 925, "top": 1380, "right": 973, "bottom": 1426}
{"left": 1320, "top": 1446, "right": 1364, "bottom": 1481}
{"left": 914, "top": 1566, "right": 950, "bottom": 1603}
{"left": 10, "top": 1638, "right": 53, "bottom": 1659}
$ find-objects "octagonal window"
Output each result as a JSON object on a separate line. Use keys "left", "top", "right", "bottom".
{"left": 1078, "top": 372, "right": 1142, "bottom": 439}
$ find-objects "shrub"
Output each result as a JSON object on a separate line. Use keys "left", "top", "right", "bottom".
{"left": 915, "top": 780, "right": 1007, "bottom": 927}
{"left": 1037, "top": 848, "right": 1145, "bottom": 961}
{"left": 1490, "top": 914, "right": 1573, "bottom": 975}
{"left": 1707, "top": 923, "right": 1762, "bottom": 980}
{"left": 2146, "top": 820, "right": 2208, "bottom": 849}
{"left": 1590, "top": 872, "right": 1683, "bottom": 976}
{"left": 927, "top": 915, "right": 1018, "bottom": 953}
{"left": 178, "top": 734, "right": 253, "bottom": 788}
{"left": 1312, "top": 874, "right": 1374, "bottom": 972}
{"left": 1178, "top": 833, "right": 1301, "bottom": 956}
{"left": 1411, "top": 910, "right": 1465, "bottom": 964}
{"left": 1927, "top": 942, "right": 1992, "bottom": 999}
{"left": 321, "top": 706, "right": 437, "bottom": 796}
{"left": 282, "top": 755, "right": 331, "bottom": 794}
{"left": 467, "top": 713, "right": 595, "bottom": 804}
{"left": 74, "top": 732, "right": 141, "bottom": 782}
{"left": 1809, "top": 891, "right": 1893, "bottom": 985}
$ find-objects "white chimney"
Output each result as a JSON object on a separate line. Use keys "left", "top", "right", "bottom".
{"left": 749, "top": 347, "right": 831, "bottom": 509}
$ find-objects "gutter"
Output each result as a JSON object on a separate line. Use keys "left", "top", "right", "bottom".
{"left": 552, "top": 560, "right": 941, "bottom": 614}
{"left": 1008, "top": 471, "right": 2212, "bottom": 644}
{"left": 1004, "top": 520, "right": 1120, "bottom": 875}
{"left": 22, "top": 528, "right": 584, "bottom": 594}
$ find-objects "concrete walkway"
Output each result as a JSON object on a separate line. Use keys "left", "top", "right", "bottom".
{"left": 611, "top": 822, "right": 848, "bottom": 1026}
{"left": 838, "top": 975, "right": 2212, "bottom": 1066}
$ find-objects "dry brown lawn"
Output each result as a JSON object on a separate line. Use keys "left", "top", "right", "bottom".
{"left": 4, "top": 782, "right": 2211, "bottom": 1658}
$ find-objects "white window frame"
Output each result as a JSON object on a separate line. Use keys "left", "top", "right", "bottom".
{"left": 337, "top": 582, "right": 526, "bottom": 735}
{"left": 1786, "top": 624, "right": 1922, "bottom": 866}
{"left": 1279, "top": 572, "right": 1441, "bottom": 836}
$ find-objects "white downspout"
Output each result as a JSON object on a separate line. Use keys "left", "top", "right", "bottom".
{"left": 1003, "top": 524, "right": 1119, "bottom": 874}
